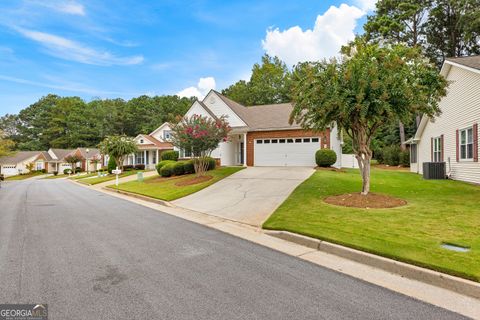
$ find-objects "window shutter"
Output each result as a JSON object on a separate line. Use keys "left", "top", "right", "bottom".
{"left": 431, "top": 137, "right": 433, "bottom": 162}
{"left": 474, "top": 123, "right": 479, "bottom": 162}
{"left": 440, "top": 134, "right": 444, "bottom": 162}
{"left": 456, "top": 129, "right": 459, "bottom": 162}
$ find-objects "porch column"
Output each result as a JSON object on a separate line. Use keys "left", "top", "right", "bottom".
{"left": 144, "top": 150, "right": 147, "bottom": 165}
{"left": 133, "top": 153, "right": 136, "bottom": 166}
{"left": 156, "top": 149, "right": 159, "bottom": 164}
{"left": 243, "top": 133, "right": 247, "bottom": 167}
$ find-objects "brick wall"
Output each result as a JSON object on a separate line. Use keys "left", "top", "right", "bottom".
{"left": 246, "top": 129, "right": 330, "bottom": 166}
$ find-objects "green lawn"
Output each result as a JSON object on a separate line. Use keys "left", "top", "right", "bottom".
{"left": 42, "top": 174, "right": 68, "bottom": 180}
{"left": 77, "top": 170, "right": 142, "bottom": 185}
{"left": 263, "top": 168, "right": 480, "bottom": 282}
{"left": 109, "top": 167, "right": 244, "bottom": 201}
{"left": 69, "top": 172, "right": 101, "bottom": 180}
{"left": 5, "top": 171, "right": 45, "bottom": 180}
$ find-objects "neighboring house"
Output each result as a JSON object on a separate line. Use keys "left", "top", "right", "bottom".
{"left": 0, "top": 151, "right": 46, "bottom": 176}
{"left": 46, "top": 148, "right": 103, "bottom": 174}
{"left": 408, "top": 55, "right": 480, "bottom": 184}
{"left": 178, "top": 90, "right": 342, "bottom": 167}
{"left": 122, "top": 122, "right": 174, "bottom": 170}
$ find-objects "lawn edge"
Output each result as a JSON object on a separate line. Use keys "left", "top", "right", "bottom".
{"left": 262, "top": 223, "right": 478, "bottom": 282}
{"left": 265, "top": 230, "right": 480, "bottom": 300}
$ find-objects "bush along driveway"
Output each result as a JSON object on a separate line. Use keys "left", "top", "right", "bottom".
{"left": 263, "top": 168, "right": 480, "bottom": 282}
{"left": 109, "top": 167, "right": 244, "bottom": 201}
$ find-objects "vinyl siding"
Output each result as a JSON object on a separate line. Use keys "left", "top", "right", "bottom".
{"left": 417, "top": 65, "right": 480, "bottom": 184}
{"left": 203, "top": 91, "right": 247, "bottom": 128}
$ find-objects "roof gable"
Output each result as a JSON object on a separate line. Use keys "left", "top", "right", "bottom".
{"left": 149, "top": 122, "right": 171, "bottom": 137}
{"left": 184, "top": 100, "right": 217, "bottom": 120}
{"left": 202, "top": 90, "right": 247, "bottom": 127}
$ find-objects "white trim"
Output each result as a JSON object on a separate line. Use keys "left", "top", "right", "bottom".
{"left": 443, "top": 60, "right": 480, "bottom": 76}
{"left": 149, "top": 122, "right": 171, "bottom": 136}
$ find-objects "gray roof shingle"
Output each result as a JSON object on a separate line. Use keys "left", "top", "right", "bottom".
{"left": 446, "top": 55, "right": 480, "bottom": 70}
{"left": 0, "top": 151, "right": 43, "bottom": 165}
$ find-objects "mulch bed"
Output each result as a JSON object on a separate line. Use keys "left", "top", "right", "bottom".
{"left": 175, "top": 175, "right": 213, "bottom": 186}
{"left": 324, "top": 192, "right": 407, "bottom": 209}
{"left": 315, "top": 167, "right": 346, "bottom": 173}
{"left": 372, "top": 164, "right": 409, "bottom": 171}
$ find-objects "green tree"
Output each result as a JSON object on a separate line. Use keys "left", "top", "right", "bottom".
{"left": 290, "top": 41, "right": 447, "bottom": 195}
{"left": 98, "top": 135, "right": 138, "bottom": 171}
{"left": 171, "top": 115, "right": 230, "bottom": 176}
{"left": 222, "top": 54, "right": 292, "bottom": 105}
{"left": 64, "top": 154, "right": 82, "bottom": 174}
{"left": 0, "top": 130, "right": 15, "bottom": 157}
{"left": 425, "top": 0, "right": 480, "bottom": 66}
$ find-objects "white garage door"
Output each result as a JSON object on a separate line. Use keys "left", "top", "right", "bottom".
{"left": 254, "top": 137, "right": 320, "bottom": 166}
{"left": 1, "top": 166, "right": 18, "bottom": 176}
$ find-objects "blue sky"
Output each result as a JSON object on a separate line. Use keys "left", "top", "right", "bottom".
{"left": 0, "top": 0, "right": 376, "bottom": 116}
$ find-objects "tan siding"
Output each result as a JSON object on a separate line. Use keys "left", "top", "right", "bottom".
{"left": 418, "top": 65, "right": 480, "bottom": 184}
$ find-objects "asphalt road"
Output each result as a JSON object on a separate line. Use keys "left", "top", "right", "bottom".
{"left": 0, "top": 179, "right": 468, "bottom": 320}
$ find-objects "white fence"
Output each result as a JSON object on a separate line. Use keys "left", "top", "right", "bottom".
{"left": 341, "top": 154, "right": 359, "bottom": 168}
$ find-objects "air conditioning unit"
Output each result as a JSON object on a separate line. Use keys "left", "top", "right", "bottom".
{"left": 422, "top": 162, "right": 446, "bottom": 180}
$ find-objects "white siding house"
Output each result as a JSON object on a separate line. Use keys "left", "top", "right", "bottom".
{"left": 409, "top": 56, "right": 480, "bottom": 184}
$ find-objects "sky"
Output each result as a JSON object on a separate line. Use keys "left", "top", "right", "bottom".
{"left": 0, "top": 0, "right": 377, "bottom": 116}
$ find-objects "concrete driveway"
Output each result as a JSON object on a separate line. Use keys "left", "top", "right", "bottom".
{"left": 173, "top": 167, "right": 314, "bottom": 226}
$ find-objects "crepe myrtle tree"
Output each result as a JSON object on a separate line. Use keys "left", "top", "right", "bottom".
{"left": 98, "top": 135, "right": 138, "bottom": 171}
{"left": 290, "top": 40, "right": 447, "bottom": 195}
{"left": 64, "top": 154, "right": 82, "bottom": 174}
{"left": 171, "top": 115, "right": 231, "bottom": 176}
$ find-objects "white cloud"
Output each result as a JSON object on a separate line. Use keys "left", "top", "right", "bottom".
{"left": 354, "top": 0, "right": 378, "bottom": 12}
{"left": 177, "top": 77, "right": 216, "bottom": 99}
{"left": 262, "top": 3, "right": 367, "bottom": 65}
{"left": 14, "top": 27, "right": 144, "bottom": 66}
{"left": 57, "top": 2, "right": 85, "bottom": 16}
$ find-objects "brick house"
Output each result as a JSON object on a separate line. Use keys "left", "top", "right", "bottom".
{"left": 178, "top": 90, "right": 342, "bottom": 167}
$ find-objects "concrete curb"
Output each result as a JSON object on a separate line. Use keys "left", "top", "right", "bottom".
{"left": 265, "top": 230, "right": 480, "bottom": 300}
{"left": 102, "top": 187, "right": 174, "bottom": 207}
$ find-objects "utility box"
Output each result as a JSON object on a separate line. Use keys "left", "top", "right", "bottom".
{"left": 422, "top": 162, "right": 446, "bottom": 180}
{"left": 137, "top": 172, "right": 144, "bottom": 182}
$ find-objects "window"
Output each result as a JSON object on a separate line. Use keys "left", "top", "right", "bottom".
{"left": 36, "top": 161, "right": 43, "bottom": 171}
{"left": 279, "top": 139, "right": 286, "bottom": 143}
{"left": 295, "top": 138, "right": 302, "bottom": 143}
{"left": 287, "top": 139, "right": 294, "bottom": 143}
{"left": 271, "top": 139, "right": 278, "bottom": 143}
{"left": 433, "top": 137, "right": 442, "bottom": 162}
{"left": 164, "top": 130, "right": 172, "bottom": 140}
{"left": 303, "top": 138, "right": 310, "bottom": 143}
{"left": 410, "top": 144, "right": 417, "bottom": 163}
{"left": 256, "top": 140, "right": 263, "bottom": 144}
{"left": 152, "top": 151, "right": 157, "bottom": 164}
{"left": 312, "top": 137, "right": 319, "bottom": 143}
{"left": 135, "top": 152, "right": 145, "bottom": 164}
{"left": 264, "top": 140, "right": 270, "bottom": 144}
{"left": 460, "top": 127, "right": 474, "bottom": 160}
{"left": 140, "top": 139, "right": 144, "bottom": 144}
{"left": 183, "top": 149, "right": 192, "bottom": 158}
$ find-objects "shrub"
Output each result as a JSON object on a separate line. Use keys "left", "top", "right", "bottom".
{"left": 134, "top": 164, "right": 145, "bottom": 170}
{"left": 183, "top": 160, "right": 195, "bottom": 174}
{"left": 63, "top": 168, "right": 72, "bottom": 175}
{"left": 315, "top": 149, "right": 337, "bottom": 167}
{"left": 173, "top": 162, "right": 185, "bottom": 175}
{"left": 53, "top": 171, "right": 58, "bottom": 176}
{"left": 160, "top": 163, "right": 175, "bottom": 177}
{"left": 374, "top": 148, "right": 384, "bottom": 164}
{"left": 123, "top": 165, "right": 134, "bottom": 171}
{"left": 161, "top": 150, "right": 179, "bottom": 161}
{"left": 400, "top": 150, "right": 410, "bottom": 167}
{"left": 383, "top": 145, "right": 401, "bottom": 166}
{"left": 156, "top": 160, "right": 175, "bottom": 175}
{"left": 41, "top": 169, "right": 47, "bottom": 173}
{"left": 75, "top": 167, "right": 82, "bottom": 173}
{"left": 107, "top": 157, "right": 116, "bottom": 174}
{"left": 205, "top": 157, "right": 216, "bottom": 170}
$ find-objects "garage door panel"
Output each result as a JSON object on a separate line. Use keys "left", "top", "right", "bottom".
{"left": 254, "top": 137, "right": 320, "bottom": 166}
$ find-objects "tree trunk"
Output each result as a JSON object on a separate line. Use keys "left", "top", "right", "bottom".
{"left": 399, "top": 121, "right": 406, "bottom": 151}
{"left": 353, "top": 129, "right": 373, "bottom": 196}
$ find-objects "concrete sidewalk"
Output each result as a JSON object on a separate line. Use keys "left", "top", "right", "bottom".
{"left": 76, "top": 181, "right": 480, "bottom": 319}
